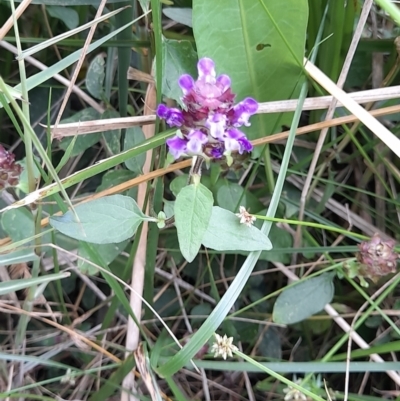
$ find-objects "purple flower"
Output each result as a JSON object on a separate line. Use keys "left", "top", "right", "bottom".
{"left": 230, "top": 98, "right": 259, "bottom": 127}
{"left": 156, "top": 104, "right": 183, "bottom": 127}
{"left": 158, "top": 57, "right": 258, "bottom": 162}
{"left": 166, "top": 136, "right": 187, "bottom": 159}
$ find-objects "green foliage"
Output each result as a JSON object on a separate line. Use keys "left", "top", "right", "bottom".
{"left": 123, "top": 127, "right": 146, "bottom": 174}
{"left": 202, "top": 206, "right": 272, "bottom": 252}
{"left": 50, "top": 195, "right": 150, "bottom": 244}
{"left": 174, "top": 182, "right": 213, "bottom": 262}
{"left": 161, "top": 37, "right": 197, "bottom": 104}
{"left": 86, "top": 53, "right": 106, "bottom": 100}
{"left": 193, "top": 0, "right": 308, "bottom": 148}
{"left": 1, "top": 0, "right": 400, "bottom": 398}
{"left": 273, "top": 273, "right": 335, "bottom": 324}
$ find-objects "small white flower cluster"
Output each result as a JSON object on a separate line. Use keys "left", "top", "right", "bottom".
{"left": 210, "top": 333, "right": 238, "bottom": 360}
{"left": 283, "top": 380, "right": 309, "bottom": 401}
{"left": 236, "top": 206, "right": 256, "bottom": 227}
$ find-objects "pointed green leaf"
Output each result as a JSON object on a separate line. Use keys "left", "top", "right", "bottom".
{"left": 46, "top": 5, "right": 79, "bottom": 29}
{"left": 163, "top": 8, "right": 193, "bottom": 27}
{"left": 50, "top": 195, "right": 148, "bottom": 244}
{"left": 161, "top": 37, "right": 198, "bottom": 104}
{"left": 59, "top": 108, "right": 101, "bottom": 156}
{"left": 78, "top": 240, "right": 128, "bottom": 275}
{"left": 273, "top": 273, "right": 335, "bottom": 325}
{"left": 174, "top": 183, "right": 213, "bottom": 262}
{"left": 202, "top": 206, "right": 272, "bottom": 252}
{"left": 124, "top": 127, "right": 146, "bottom": 174}
{"left": 193, "top": 0, "right": 308, "bottom": 152}
{"left": 86, "top": 53, "right": 106, "bottom": 99}
{"left": 102, "top": 109, "right": 121, "bottom": 155}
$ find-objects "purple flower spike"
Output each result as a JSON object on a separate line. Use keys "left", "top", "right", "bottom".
{"left": 157, "top": 57, "right": 257, "bottom": 162}
{"left": 156, "top": 104, "right": 183, "bottom": 127}
{"left": 197, "top": 57, "right": 216, "bottom": 83}
{"left": 178, "top": 74, "right": 195, "bottom": 94}
{"left": 166, "top": 136, "right": 188, "bottom": 159}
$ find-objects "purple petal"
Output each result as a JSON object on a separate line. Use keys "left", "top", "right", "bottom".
{"left": 156, "top": 104, "right": 170, "bottom": 119}
{"left": 166, "top": 108, "right": 184, "bottom": 127}
{"left": 210, "top": 147, "right": 224, "bottom": 158}
{"left": 186, "top": 130, "right": 208, "bottom": 154}
{"left": 225, "top": 128, "right": 245, "bottom": 140}
{"left": 216, "top": 74, "right": 231, "bottom": 92}
{"left": 157, "top": 104, "right": 183, "bottom": 127}
{"left": 197, "top": 57, "right": 216, "bottom": 83}
{"left": 224, "top": 137, "right": 241, "bottom": 153}
{"left": 224, "top": 129, "right": 253, "bottom": 154}
{"left": 166, "top": 136, "right": 187, "bottom": 159}
{"left": 241, "top": 97, "right": 258, "bottom": 113}
{"left": 179, "top": 74, "right": 195, "bottom": 94}
{"left": 231, "top": 97, "right": 259, "bottom": 127}
{"left": 206, "top": 113, "right": 227, "bottom": 139}
{"left": 238, "top": 137, "right": 253, "bottom": 153}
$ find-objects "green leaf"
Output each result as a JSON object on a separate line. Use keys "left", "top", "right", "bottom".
{"left": 174, "top": 183, "right": 213, "bottom": 262}
{"left": 46, "top": 5, "right": 79, "bottom": 29}
{"left": 124, "top": 127, "right": 146, "bottom": 174}
{"left": 216, "top": 181, "right": 263, "bottom": 213}
{"left": 170, "top": 175, "right": 188, "bottom": 197}
{"left": 50, "top": 195, "right": 148, "bottom": 244}
{"left": 259, "top": 222, "right": 292, "bottom": 264}
{"left": 15, "top": 157, "right": 41, "bottom": 194}
{"left": 258, "top": 326, "right": 282, "bottom": 359}
{"left": 78, "top": 240, "right": 128, "bottom": 275}
{"left": 55, "top": 136, "right": 78, "bottom": 173}
{"left": 202, "top": 207, "right": 272, "bottom": 252}
{"left": 162, "top": 8, "right": 192, "bottom": 27}
{"left": 9, "top": 0, "right": 127, "bottom": 4}
{"left": 273, "top": 273, "right": 335, "bottom": 325}
{"left": 1, "top": 208, "right": 34, "bottom": 242}
{"left": 161, "top": 37, "right": 198, "bottom": 104}
{"left": 59, "top": 108, "right": 101, "bottom": 156}
{"left": 5, "top": 17, "right": 140, "bottom": 109}
{"left": 192, "top": 0, "right": 308, "bottom": 152}
{"left": 96, "top": 169, "right": 136, "bottom": 193}
{"left": 102, "top": 109, "right": 121, "bottom": 155}
{"left": 86, "top": 53, "right": 106, "bottom": 99}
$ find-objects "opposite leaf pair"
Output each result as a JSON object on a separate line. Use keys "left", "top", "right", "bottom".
{"left": 50, "top": 192, "right": 272, "bottom": 263}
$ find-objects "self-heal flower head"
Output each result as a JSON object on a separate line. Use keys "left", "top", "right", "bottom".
{"left": 0, "top": 145, "right": 22, "bottom": 191}
{"left": 356, "top": 233, "right": 398, "bottom": 282}
{"left": 157, "top": 57, "right": 258, "bottom": 163}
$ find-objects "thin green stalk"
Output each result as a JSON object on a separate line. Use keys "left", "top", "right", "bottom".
{"left": 254, "top": 215, "right": 368, "bottom": 240}
{"left": 374, "top": 0, "right": 400, "bottom": 25}
{"left": 233, "top": 350, "right": 326, "bottom": 401}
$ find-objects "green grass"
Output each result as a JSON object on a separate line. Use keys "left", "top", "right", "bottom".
{"left": 0, "top": 0, "right": 400, "bottom": 400}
